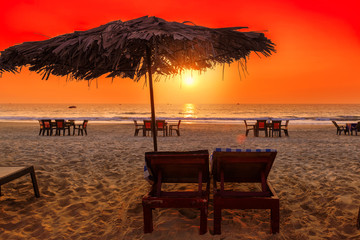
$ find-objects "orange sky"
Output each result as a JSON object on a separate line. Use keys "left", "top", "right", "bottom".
{"left": 1, "top": 0, "right": 359, "bottom": 104}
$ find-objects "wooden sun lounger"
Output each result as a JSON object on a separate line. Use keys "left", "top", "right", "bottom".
{"left": 211, "top": 149, "right": 279, "bottom": 234}
{"left": 0, "top": 166, "right": 40, "bottom": 198}
{"left": 142, "top": 150, "right": 210, "bottom": 235}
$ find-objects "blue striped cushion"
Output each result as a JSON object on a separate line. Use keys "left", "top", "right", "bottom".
{"left": 143, "top": 164, "right": 154, "bottom": 183}
{"left": 214, "top": 148, "right": 277, "bottom": 153}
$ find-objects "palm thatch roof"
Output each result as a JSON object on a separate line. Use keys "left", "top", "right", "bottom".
{"left": 0, "top": 16, "right": 275, "bottom": 81}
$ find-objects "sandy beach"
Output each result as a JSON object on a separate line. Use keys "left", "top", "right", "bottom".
{"left": 0, "top": 122, "right": 359, "bottom": 239}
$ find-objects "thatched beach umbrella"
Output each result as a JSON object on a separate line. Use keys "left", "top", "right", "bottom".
{"left": 0, "top": 16, "right": 275, "bottom": 151}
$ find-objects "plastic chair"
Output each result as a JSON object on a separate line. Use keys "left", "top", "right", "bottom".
{"left": 156, "top": 120, "right": 167, "bottom": 136}
{"left": 270, "top": 120, "right": 282, "bottom": 137}
{"left": 332, "top": 121, "right": 346, "bottom": 135}
{"left": 244, "top": 120, "right": 255, "bottom": 136}
{"left": 38, "top": 120, "right": 44, "bottom": 135}
{"left": 73, "top": 120, "right": 88, "bottom": 136}
{"left": 42, "top": 119, "right": 54, "bottom": 136}
{"left": 255, "top": 120, "right": 268, "bottom": 137}
{"left": 281, "top": 120, "right": 290, "bottom": 136}
{"left": 133, "top": 120, "right": 144, "bottom": 136}
{"left": 169, "top": 120, "right": 181, "bottom": 136}
{"left": 55, "top": 119, "right": 70, "bottom": 136}
{"left": 143, "top": 120, "right": 152, "bottom": 136}
{"left": 350, "top": 122, "right": 360, "bottom": 136}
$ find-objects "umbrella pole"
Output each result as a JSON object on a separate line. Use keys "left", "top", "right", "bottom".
{"left": 146, "top": 46, "right": 158, "bottom": 152}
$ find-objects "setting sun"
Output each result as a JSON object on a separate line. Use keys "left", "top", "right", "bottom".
{"left": 184, "top": 76, "right": 194, "bottom": 86}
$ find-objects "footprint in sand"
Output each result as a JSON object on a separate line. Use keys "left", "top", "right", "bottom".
{"left": 127, "top": 203, "right": 142, "bottom": 214}
{"left": 178, "top": 209, "right": 197, "bottom": 219}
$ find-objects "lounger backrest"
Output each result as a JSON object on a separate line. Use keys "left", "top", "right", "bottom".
{"left": 212, "top": 149, "right": 277, "bottom": 183}
{"left": 145, "top": 150, "right": 209, "bottom": 183}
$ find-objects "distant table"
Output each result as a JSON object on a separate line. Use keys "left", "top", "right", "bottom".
{"left": 50, "top": 120, "right": 75, "bottom": 135}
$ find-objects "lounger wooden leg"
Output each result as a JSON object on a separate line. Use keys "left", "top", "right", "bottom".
{"left": 29, "top": 167, "right": 40, "bottom": 198}
{"left": 271, "top": 203, "right": 280, "bottom": 234}
{"left": 213, "top": 205, "right": 222, "bottom": 234}
{"left": 143, "top": 205, "right": 153, "bottom": 233}
{"left": 200, "top": 207, "right": 207, "bottom": 235}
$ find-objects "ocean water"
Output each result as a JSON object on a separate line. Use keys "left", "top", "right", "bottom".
{"left": 0, "top": 103, "right": 360, "bottom": 124}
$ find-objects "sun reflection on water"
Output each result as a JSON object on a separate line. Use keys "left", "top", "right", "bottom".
{"left": 182, "top": 103, "right": 197, "bottom": 119}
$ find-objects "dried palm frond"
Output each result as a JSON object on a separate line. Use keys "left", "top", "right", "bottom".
{"left": 0, "top": 16, "right": 275, "bottom": 81}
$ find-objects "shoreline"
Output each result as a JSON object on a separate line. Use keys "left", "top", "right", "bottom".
{"left": 0, "top": 119, "right": 341, "bottom": 125}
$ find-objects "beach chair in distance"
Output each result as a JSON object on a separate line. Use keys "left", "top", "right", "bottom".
{"left": 142, "top": 150, "right": 210, "bottom": 235}
{"left": 270, "top": 120, "right": 282, "bottom": 137}
{"left": 332, "top": 121, "right": 347, "bottom": 135}
{"left": 66, "top": 120, "right": 75, "bottom": 134}
{"left": 169, "top": 120, "right": 181, "bottom": 136}
{"left": 38, "top": 120, "right": 44, "bottom": 135}
{"left": 0, "top": 166, "right": 40, "bottom": 198}
{"left": 212, "top": 148, "right": 279, "bottom": 234}
{"left": 133, "top": 120, "right": 144, "bottom": 136}
{"left": 143, "top": 120, "right": 152, "bottom": 136}
{"left": 156, "top": 120, "right": 167, "bottom": 136}
{"left": 244, "top": 120, "right": 255, "bottom": 137}
{"left": 42, "top": 119, "right": 53, "bottom": 136}
{"left": 55, "top": 119, "right": 70, "bottom": 136}
{"left": 281, "top": 120, "right": 289, "bottom": 137}
{"left": 255, "top": 120, "right": 268, "bottom": 137}
{"left": 350, "top": 122, "right": 360, "bottom": 136}
{"left": 73, "top": 120, "right": 88, "bottom": 136}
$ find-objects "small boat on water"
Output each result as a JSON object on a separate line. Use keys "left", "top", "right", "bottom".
{"left": 68, "top": 106, "right": 77, "bottom": 109}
